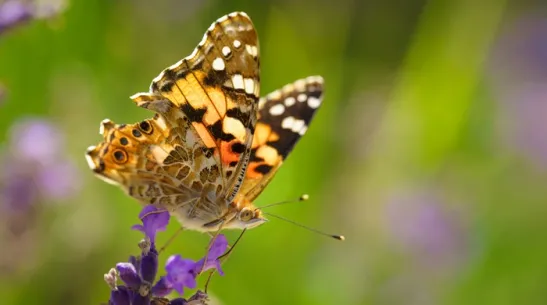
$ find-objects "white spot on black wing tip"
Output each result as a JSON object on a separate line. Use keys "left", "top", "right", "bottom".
{"left": 307, "top": 97, "right": 321, "bottom": 109}
{"left": 269, "top": 104, "right": 285, "bottom": 116}
{"left": 281, "top": 116, "right": 295, "bottom": 130}
{"left": 284, "top": 97, "right": 296, "bottom": 107}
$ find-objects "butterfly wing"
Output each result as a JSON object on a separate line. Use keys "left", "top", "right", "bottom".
{"left": 139, "top": 12, "right": 260, "bottom": 203}
{"left": 238, "top": 76, "right": 324, "bottom": 201}
{"left": 87, "top": 12, "right": 260, "bottom": 228}
{"left": 86, "top": 114, "right": 217, "bottom": 208}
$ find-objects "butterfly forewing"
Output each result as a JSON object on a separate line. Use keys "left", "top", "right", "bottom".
{"left": 147, "top": 12, "right": 260, "bottom": 203}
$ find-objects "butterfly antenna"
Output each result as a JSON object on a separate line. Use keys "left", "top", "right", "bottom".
{"left": 262, "top": 211, "right": 345, "bottom": 241}
{"left": 205, "top": 229, "right": 247, "bottom": 293}
{"left": 158, "top": 226, "right": 184, "bottom": 253}
{"left": 259, "top": 193, "right": 310, "bottom": 209}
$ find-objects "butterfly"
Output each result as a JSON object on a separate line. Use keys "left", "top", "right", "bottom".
{"left": 86, "top": 12, "right": 323, "bottom": 233}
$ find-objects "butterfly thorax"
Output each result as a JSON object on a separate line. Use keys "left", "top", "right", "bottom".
{"left": 169, "top": 195, "right": 265, "bottom": 231}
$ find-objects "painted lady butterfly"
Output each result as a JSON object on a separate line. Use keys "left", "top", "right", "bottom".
{"left": 86, "top": 12, "right": 323, "bottom": 233}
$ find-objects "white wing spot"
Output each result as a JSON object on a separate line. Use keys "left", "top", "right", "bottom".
{"left": 281, "top": 116, "right": 295, "bottom": 130}
{"left": 297, "top": 93, "right": 307, "bottom": 102}
{"left": 232, "top": 74, "right": 244, "bottom": 89}
{"left": 268, "top": 90, "right": 282, "bottom": 100}
{"left": 294, "top": 79, "right": 306, "bottom": 91}
{"left": 299, "top": 126, "right": 308, "bottom": 135}
{"left": 245, "top": 44, "right": 258, "bottom": 57}
{"left": 307, "top": 96, "right": 321, "bottom": 109}
{"left": 282, "top": 116, "right": 306, "bottom": 133}
{"left": 269, "top": 104, "right": 285, "bottom": 116}
{"left": 284, "top": 97, "right": 296, "bottom": 107}
{"left": 212, "top": 57, "right": 225, "bottom": 71}
{"left": 244, "top": 78, "right": 255, "bottom": 95}
{"left": 291, "top": 119, "right": 305, "bottom": 133}
{"left": 233, "top": 40, "right": 241, "bottom": 48}
{"left": 222, "top": 46, "right": 231, "bottom": 57}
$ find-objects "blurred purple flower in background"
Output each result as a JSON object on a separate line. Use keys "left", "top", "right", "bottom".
{"left": 0, "top": 0, "right": 32, "bottom": 34}
{"left": 381, "top": 187, "right": 472, "bottom": 304}
{"left": 0, "top": 118, "right": 80, "bottom": 273}
{"left": 0, "top": 85, "right": 6, "bottom": 105}
{"left": 384, "top": 188, "right": 469, "bottom": 269}
{"left": 1, "top": 118, "right": 80, "bottom": 210}
{"left": 490, "top": 16, "right": 547, "bottom": 168}
{"left": 0, "top": 0, "right": 66, "bottom": 35}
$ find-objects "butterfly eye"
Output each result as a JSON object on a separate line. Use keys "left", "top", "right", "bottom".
{"left": 138, "top": 121, "right": 153, "bottom": 135}
{"left": 112, "top": 149, "right": 128, "bottom": 164}
{"left": 239, "top": 208, "right": 253, "bottom": 222}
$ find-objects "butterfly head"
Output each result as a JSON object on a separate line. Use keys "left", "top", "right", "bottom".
{"left": 219, "top": 199, "right": 267, "bottom": 230}
{"left": 234, "top": 206, "right": 267, "bottom": 229}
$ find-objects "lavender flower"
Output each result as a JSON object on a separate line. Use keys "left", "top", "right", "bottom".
{"left": 0, "top": 118, "right": 80, "bottom": 213}
{"left": 131, "top": 205, "right": 170, "bottom": 244}
{"left": 0, "top": 0, "right": 66, "bottom": 35}
{"left": 0, "top": 118, "right": 79, "bottom": 272}
{"left": 106, "top": 205, "right": 227, "bottom": 304}
{"left": 384, "top": 188, "right": 469, "bottom": 268}
{"left": 0, "top": 0, "right": 32, "bottom": 34}
{"left": 0, "top": 84, "right": 5, "bottom": 105}
{"left": 489, "top": 16, "right": 547, "bottom": 168}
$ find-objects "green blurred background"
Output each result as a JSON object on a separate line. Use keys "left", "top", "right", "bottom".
{"left": 2, "top": 0, "right": 547, "bottom": 304}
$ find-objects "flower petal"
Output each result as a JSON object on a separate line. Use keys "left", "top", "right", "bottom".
{"left": 151, "top": 276, "right": 172, "bottom": 297}
{"left": 110, "top": 286, "right": 131, "bottom": 305}
{"left": 116, "top": 263, "right": 141, "bottom": 289}
{"left": 165, "top": 255, "right": 198, "bottom": 294}
{"left": 196, "top": 235, "right": 228, "bottom": 274}
{"left": 131, "top": 293, "right": 150, "bottom": 305}
{"left": 208, "top": 235, "right": 228, "bottom": 259}
{"left": 140, "top": 247, "right": 158, "bottom": 283}
{"left": 132, "top": 205, "right": 170, "bottom": 242}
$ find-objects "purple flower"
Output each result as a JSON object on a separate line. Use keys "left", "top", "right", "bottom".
{"left": 0, "top": 0, "right": 32, "bottom": 34}
{"left": 110, "top": 286, "right": 131, "bottom": 305}
{"left": 0, "top": 118, "right": 79, "bottom": 274}
{"left": 162, "top": 255, "right": 198, "bottom": 295}
{"left": 0, "top": 119, "right": 80, "bottom": 212}
{"left": 132, "top": 205, "right": 170, "bottom": 244}
{"left": 489, "top": 16, "right": 547, "bottom": 168}
{"left": 0, "top": 0, "right": 67, "bottom": 35}
{"left": 0, "top": 84, "right": 5, "bottom": 105}
{"left": 117, "top": 247, "right": 159, "bottom": 287}
{"left": 9, "top": 118, "right": 65, "bottom": 164}
{"left": 107, "top": 207, "right": 225, "bottom": 303}
{"left": 384, "top": 188, "right": 469, "bottom": 268}
{"left": 195, "top": 235, "right": 228, "bottom": 275}
{"left": 153, "top": 234, "right": 228, "bottom": 296}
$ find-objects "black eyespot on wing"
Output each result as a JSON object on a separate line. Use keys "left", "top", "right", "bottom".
{"left": 139, "top": 121, "right": 153, "bottom": 134}
{"left": 132, "top": 129, "right": 142, "bottom": 137}
{"left": 113, "top": 150, "right": 128, "bottom": 163}
{"left": 120, "top": 137, "right": 129, "bottom": 145}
